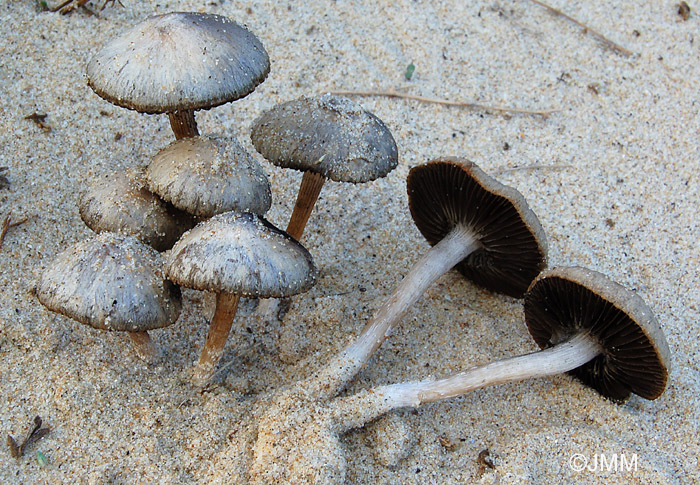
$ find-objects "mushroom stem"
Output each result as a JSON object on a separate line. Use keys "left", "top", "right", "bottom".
{"left": 127, "top": 331, "right": 160, "bottom": 363}
{"left": 286, "top": 171, "right": 326, "bottom": 241}
{"left": 332, "top": 332, "right": 601, "bottom": 431}
{"left": 192, "top": 292, "right": 241, "bottom": 386}
{"left": 308, "top": 224, "right": 481, "bottom": 399}
{"left": 168, "top": 110, "right": 200, "bottom": 140}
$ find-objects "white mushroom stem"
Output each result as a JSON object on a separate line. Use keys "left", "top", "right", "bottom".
{"left": 126, "top": 331, "right": 160, "bottom": 363}
{"left": 307, "top": 224, "right": 481, "bottom": 399}
{"left": 286, "top": 170, "right": 326, "bottom": 241}
{"left": 331, "top": 332, "right": 601, "bottom": 431}
{"left": 192, "top": 292, "right": 241, "bottom": 386}
{"left": 168, "top": 110, "right": 200, "bottom": 140}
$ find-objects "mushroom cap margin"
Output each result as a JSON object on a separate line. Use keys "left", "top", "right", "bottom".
{"left": 165, "top": 211, "right": 317, "bottom": 298}
{"left": 78, "top": 167, "right": 195, "bottom": 251}
{"left": 36, "top": 232, "right": 182, "bottom": 332}
{"left": 87, "top": 12, "right": 270, "bottom": 114}
{"left": 147, "top": 135, "right": 272, "bottom": 218}
{"left": 524, "top": 266, "right": 671, "bottom": 401}
{"left": 407, "top": 158, "right": 548, "bottom": 298}
{"left": 250, "top": 95, "right": 398, "bottom": 183}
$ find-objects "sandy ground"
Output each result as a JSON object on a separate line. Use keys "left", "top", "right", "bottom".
{"left": 1, "top": 0, "right": 698, "bottom": 483}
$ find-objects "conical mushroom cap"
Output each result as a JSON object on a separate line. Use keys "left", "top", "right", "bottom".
{"left": 407, "top": 158, "right": 547, "bottom": 298}
{"left": 36, "top": 233, "right": 182, "bottom": 332}
{"left": 87, "top": 12, "right": 270, "bottom": 114}
{"left": 165, "top": 212, "right": 317, "bottom": 298}
{"left": 250, "top": 94, "right": 398, "bottom": 183}
{"left": 78, "top": 168, "right": 195, "bottom": 251}
{"left": 524, "top": 266, "right": 671, "bottom": 401}
{"left": 147, "top": 136, "right": 272, "bottom": 218}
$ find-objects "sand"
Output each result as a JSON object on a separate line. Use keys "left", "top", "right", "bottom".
{"left": 1, "top": 0, "right": 698, "bottom": 483}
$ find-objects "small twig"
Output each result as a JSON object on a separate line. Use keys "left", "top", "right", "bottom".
{"left": 491, "top": 163, "right": 573, "bottom": 175}
{"left": 49, "top": 0, "right": 74, "bottom": 12}
{"left": 24, "top": 113, "right": 51, "bottom": 133}
{"left": 331, "top": 88, "right": 557, "bottom": 118}
{"left": 529, "top": 0, "right": 633, "bottom": 57}
{"left": 0, "top": 214, "right": 30, "bottom": 250}
{"left": 50, "top": 0, "right": 120, "bottom": 14}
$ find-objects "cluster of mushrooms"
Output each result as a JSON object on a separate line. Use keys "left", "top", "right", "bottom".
{"left": 33, "top": 11, "right": 670, "bottom": 483}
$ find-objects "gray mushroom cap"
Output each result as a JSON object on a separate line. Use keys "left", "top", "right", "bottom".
{"left": 146, "top": 135, "right": 272, "bottom": 218}
{"left": 165, "top": 212, "right": 317, "bottom": 298}
{"left": 250, "top": 94, "right": 399, "bottom": 183}
{"left": 524, "top": 266, "right": 671, "bottom": 401}
{"left": 78, "top": 168, "right": 196, "bottom": 251}
{"left": 36, "top": 233, "right": 182, "bottom": 332}
{"left": 87, "top": 12, "right": 270, "bottom": 114}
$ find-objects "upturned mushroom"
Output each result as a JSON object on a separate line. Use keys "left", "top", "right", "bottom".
{"left": 250, "top": 94, "right": 398, "bottom": 241}
{"left": 164, "top": 211, "right": 317, "bottom": 385}
{"left": 78, "top": 168, "right": 195, "bottom": 251}
{"left": 309, "top": 158, "right": 548, "bottom": 398}
{"left": 146, "top": 135, "right": 271, "bottom": 219}
{"left": 87, "top": 12, "right": 270, "bottom": 139}
{"left": 248, "top": 267, "right": 670, "bottom": 483}
{"left": 35, "top": 232, "right": 182, "bottom": 362}
{"left": 332, "top": 266, "right": 671, "bottom": 422}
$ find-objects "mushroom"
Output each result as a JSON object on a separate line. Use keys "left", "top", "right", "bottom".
{"left": 331, "top": 265, "right": 671, "bottom": 423}
{"left": 35, "top": 232, "right": 182, "bottom": 362}
{"left": 78, "top": 167, "right": 195, "bottom": 251}
{"left": 164, "top": 211, "right": 317, "bottom": 385}
{"left": 309, "top": 158, "right": 548, "bottom": 398}
{"left": 250, "top": 94, "right": 398, "bottom": 320}
{"left": 87, "top": 12, "right": 270, "bottom": 139}
{"left": 250, "top": 94, "right": 398, "bottom": 241}
{"left": 248, "top": 267, "right": 670, "bottom": 483}
{"left": 146, "top": 135, "right": 271, "bottom": 219}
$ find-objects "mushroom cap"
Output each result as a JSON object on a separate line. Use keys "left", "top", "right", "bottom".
{"left": 250, "top": 94, "right": 398, "bottom": 183}
{"left": 36, "top": 233, "right": 182, "bottom": 332}
{"left": 78, "top": 167, "right": 196, "bottom": 251}
{"left": 165, "top": 211, "right": 317, "bottom": 298}
{"left": 87, "top": 12, "right": 270, "bottom": 114}
{"left": 146, "top": 135, "right": 272, "bottom": 218}
{"left": 524, "top": 266, "right": 671, "bottom": 401}
{"left": 407, "top": 158, "right": 547, "bottom": 298}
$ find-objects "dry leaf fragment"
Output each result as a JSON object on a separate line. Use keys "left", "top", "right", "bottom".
{"left": 477, "top": 448, "right": 495, "bottom": 475}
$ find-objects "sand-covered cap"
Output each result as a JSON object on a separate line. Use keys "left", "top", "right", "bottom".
{"left": 79, "top": 168, "right": 196, "bottom": 251}
{"left": 87, "top": 12, "right": 270, "bottom": 114}
{"left": 36, "top": 232, "right": 182, "bottom": 332}
{"left": 147, "top": 135, "right": 272, "bottom": 218}
{"left": 524, "top": 266, "right": 671, "bottom": 401}
{"left": 407, "top": 158, "right": 547, "bottom": 297}
{"left": 165, "top": 212, "right": 316, "bottom": 298}
{"left": 250, "top": 94, "right": 398, "bottom": 183}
